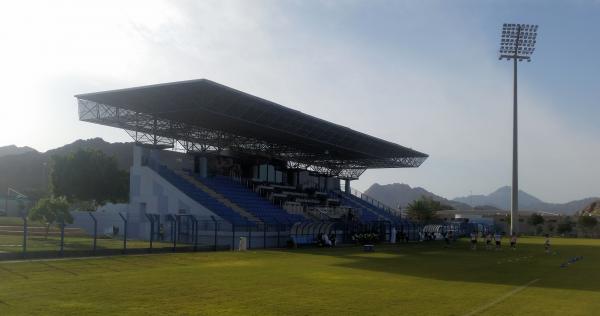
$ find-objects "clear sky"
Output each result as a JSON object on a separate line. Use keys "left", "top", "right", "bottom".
{"left": 1, "top": 1, "right": 598, "bottom": 202}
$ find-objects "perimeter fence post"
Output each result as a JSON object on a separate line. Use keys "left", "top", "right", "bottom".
{"left": 263, "top": 223, "right": 267, "bottom": 249}
{"left": 211, "top": 217, "right": 218, "bottom": 251}
{"left": 22, "top": 216, "right": 28, "bottom": 257}
{"left": 248, "top": 222, "right": 252, "bottom": 250}
{"left": 172, "top": 217, "right": 177, "bottom": 251}
{"left": 59, "top": 219, "right": 65, "bottom": 256}
{"left": 232, "top": 224, "right": 235, "bottom": 251}
{"left": 118, "top": 212, "right": 128, "bottom": 254}
{"left": 145, "top": 214, "right": 154, "bottom": 252}
{"left": 277, "top": 224, "right": 281, "bottom": 248}
{"left": 190, "top": 215, "right": 198, "bottom": 251}
{"left": 275, "top": 220, "right": 280, "bottom": 248}
{"left": 194, "top": 216, "right": 199, "bottom": 252}
{"left": 89, "top": 212, "right": 97, "bottom": 254}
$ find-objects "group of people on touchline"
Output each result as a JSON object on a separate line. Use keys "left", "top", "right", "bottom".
{"left": 467, "top": 231, "right": 551, "bottom": 253}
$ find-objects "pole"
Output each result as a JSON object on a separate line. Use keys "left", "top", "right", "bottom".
{"left": 263, "top": 223, "right": 267, "bottom": 249}
{"left": 277, "top": 224, "right": 281, "bottom": 248}
{"left": 248, "top": 223, "right": 252, "bottom": 250}
{"left": 22, "top": 216, "right": 27, "bottom": 257}
{"left": 511, "top": 25, "right": 520, "bottom": 236}
{"left": 89, "top": 212, "right": 97, "bottom": 253}
{"left": 232, "top": 224, "right": 235, "bottom": 251}
{"left": 118, "top": 213, "right": 128, "bottom": 253}
{"left": 150, "top": 217, "right": 154, "bottom": 251}
{"left": 190, "top": 215, "right": 198, "bottom": 251}
{"left": 60, "top": 220, "right": 65, "bottom": 256}
{"left": 145, "top": 213, "right": 154, "bottom": 252}
{"left": 211, "top": 216, "right": 218, "bottom": 251}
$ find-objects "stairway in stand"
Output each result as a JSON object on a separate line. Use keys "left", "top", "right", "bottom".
{"left": 176, "top": 172, "right": 262, "bottom": 223}
{"left": 335, "top": 191, "right": 388, "bottom": 222}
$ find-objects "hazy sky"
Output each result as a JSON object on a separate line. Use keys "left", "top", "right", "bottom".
{"left": 1, "top": 1, "right": 598, "bottom": 202}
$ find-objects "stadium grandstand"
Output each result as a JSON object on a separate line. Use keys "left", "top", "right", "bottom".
{"left": 75, "top": 79, "right": 428, "bottom": 248}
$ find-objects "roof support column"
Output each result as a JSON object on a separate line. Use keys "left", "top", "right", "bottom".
{"left": 194, "top": 155, "right": 208, "bottom": 178}
{"left": 344, "top": 179, "right": 351, "bottom": 194}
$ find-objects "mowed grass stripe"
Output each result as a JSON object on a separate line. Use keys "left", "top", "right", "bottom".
{"left": 1, "top": 237, "right": 599, "bottom": 315}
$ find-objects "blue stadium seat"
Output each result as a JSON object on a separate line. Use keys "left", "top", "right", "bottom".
{"left": 193, "top": 175, "right": 304, "bottom": 225}
{"left": 152, "top": 165, "right": 249, "bottom": 226}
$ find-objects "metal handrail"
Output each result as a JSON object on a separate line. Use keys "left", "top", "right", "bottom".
{"left": 349, "top": 187, "right": 400, "bottom": 216}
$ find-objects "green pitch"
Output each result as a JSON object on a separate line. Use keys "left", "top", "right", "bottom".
{"left": 1, "top": 237, "right": 599, "bottom": 315}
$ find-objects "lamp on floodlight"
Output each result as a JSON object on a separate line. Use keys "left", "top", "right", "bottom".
{"left": 497, "top": 23, "right": 539, "bottom": 236}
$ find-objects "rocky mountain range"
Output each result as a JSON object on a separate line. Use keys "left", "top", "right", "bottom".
{"left": 0, "top": 145, "right": 36, "bottom": 158}
{"left": 0, "top": 138, "right": 133, "bottom": 198}
{"left": 364, "top": 183, "right": 471, "bottom": 211}
{"left": 453, "top": 186, "right": 599, "bottom": 215}
{"left": 2, "top": 138, "right": 599, "bottom": 216}
{"left": 365, "top": 183, "right": 599, "bottom": 215}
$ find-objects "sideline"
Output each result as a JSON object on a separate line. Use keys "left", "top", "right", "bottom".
{"left": 0, "top": 252, "right": 171, "bottom": 264}
{"left": 463, "top": 278, "right": 540, "bottom": 316}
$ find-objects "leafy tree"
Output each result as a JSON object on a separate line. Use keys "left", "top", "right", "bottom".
{"left": 547, "top": 223, "right": 555, "bottom": 234}
{"left": 535, "top": 225, "right": 544, "bottom": 235}
{"left": 406, "top": 196, "right": 440, "bottom": 222}
{"left": 527, "top": 213, "right": 545, "bottom": 226}
{"left": 527, "top": 213, "right": 545, "bottom": 235}
{"left": 578, "top": 215, "right": 598, "bottom": 237}
{"left": 29, "top": 196, "right": 73, "bottom": 239}
{"left": 556, "top": 218, "right": 574, "bottom": 235}
{"left": 50, "top": 149, "right": 128, "bottom": 210}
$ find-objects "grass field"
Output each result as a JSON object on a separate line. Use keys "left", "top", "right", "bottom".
{"left": 0, "top": 234, "right": 173, "bottom": 253}
{"left": 1, "top": 237, "right": 599, "bottom": 315}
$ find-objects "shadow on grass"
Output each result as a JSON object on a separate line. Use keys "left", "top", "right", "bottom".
{"left": 289, "top": 239, "right": 600, "bottom": 292}
{"left": 38, "top": 261, "right": 79, "bottom": 276}
{"left": 0, "top": 264, "right": 29, "bottom": 279}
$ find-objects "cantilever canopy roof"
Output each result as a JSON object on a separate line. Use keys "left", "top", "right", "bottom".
{"left": 76, "top": 79, "right": 427, "bottom": 179}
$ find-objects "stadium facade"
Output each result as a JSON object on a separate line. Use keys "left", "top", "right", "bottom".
{"left": 76, "top": 79, "right": 428, "bottom": 248}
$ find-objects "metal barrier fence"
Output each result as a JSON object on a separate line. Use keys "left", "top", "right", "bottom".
{"left": 0, "top": 215, "right": 427, "bottom": 260}
{"left": 0, "top": 216, "right": 293, "bottom": 260}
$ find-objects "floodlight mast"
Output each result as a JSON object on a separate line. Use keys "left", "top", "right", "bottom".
{"left": 498, "top": 23, "right": 538, "bottom": 236}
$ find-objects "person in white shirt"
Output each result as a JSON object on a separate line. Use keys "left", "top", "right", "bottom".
{"left": 494, "top": 233, "right": 502, "bottom": 250}
{"left": 470, "top": 231, "right": 478, "bottom": 250}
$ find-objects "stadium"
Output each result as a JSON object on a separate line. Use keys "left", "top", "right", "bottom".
{"left": 1, "top": 80, "right": 599, "bottom": 316}
{"left": 74, "top": 79, "right": 430, "bottom": 249}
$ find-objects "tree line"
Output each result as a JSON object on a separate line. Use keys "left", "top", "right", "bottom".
{"left": 28, "top": 149, "right": 128, "bottom": 238}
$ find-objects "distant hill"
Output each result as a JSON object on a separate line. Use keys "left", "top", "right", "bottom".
{"left": 454, "top": 186, "right": 543, "bottom": 211}
{"left": 473, "top": 205, "right": 502, "bottom": 211}
{"left": 0, "top": 138, "right": 133, "bottom": 198}
{"left": 364, "top": 183, "right": 471, "bottom": 210}
{"left": 453, "top": 186, "right": 599, "bottom": 215}
{"left": 0, "top": 145, "right": 36, "bottom": 158}
{"left": 364, "top": 183, "right": 599, "bottom": 215}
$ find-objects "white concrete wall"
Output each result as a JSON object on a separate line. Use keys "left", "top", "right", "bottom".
{"left": 128, "top": 145, "right": 224, "bottom": 239}
{"left": 70, "top": 203, "right": 128, "bottom": 236}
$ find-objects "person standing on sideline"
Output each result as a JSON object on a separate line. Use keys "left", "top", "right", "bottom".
{"left": 470, "top": 231, "right": 478, "bottom": 250}
{"left": 510, "top": 234, "right": 518, "bottom": 250}
{"left": 485, "top": 232, "right": 493, "bottom": 250}
{"left": 544, "top": 234, "right": 551, "bottom": 254}
{"left": 494, "top": 232, "right": 502, "bottom": 250}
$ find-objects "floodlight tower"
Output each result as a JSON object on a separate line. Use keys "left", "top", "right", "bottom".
{"left": 498, "top": 23, "right": 539, "bottom": 235}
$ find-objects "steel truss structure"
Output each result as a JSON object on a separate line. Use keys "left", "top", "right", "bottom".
{"left": 76, "top": 80, "right": 427, "bottom": 180}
